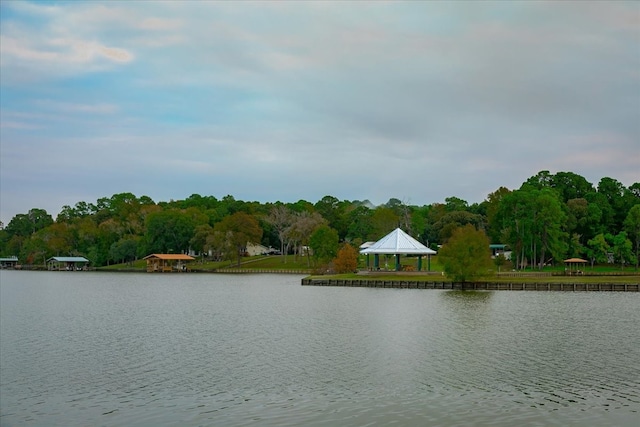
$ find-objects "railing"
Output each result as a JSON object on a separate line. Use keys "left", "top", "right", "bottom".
{"left": 214, "top": 268, "right": 310, "bottom": 274}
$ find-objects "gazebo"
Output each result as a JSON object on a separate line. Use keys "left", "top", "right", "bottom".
{"left": 564, "top": 258, "right": 588, "bottom": 275}
{"left": 360, "top": 228, "right": 437, "bottom": 271}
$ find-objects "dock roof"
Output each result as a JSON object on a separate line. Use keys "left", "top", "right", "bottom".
{"left": 143, "top": 254, "right": 195, "bottom": 261}
{"left": 47, "top": 256, "right": 89, "bottom": 263}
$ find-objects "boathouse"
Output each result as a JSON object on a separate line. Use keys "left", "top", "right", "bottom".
{"left": 143, "top": 254, "right": 195, "bottom": 272}
{"left": 0, "top": 256, "right": 19, "bottom": 269}
{"left": 47, "top": 256, "right": 90, "bottom": 271}
{"left": 360, "top": 228, "right": 437, "bottom": 271}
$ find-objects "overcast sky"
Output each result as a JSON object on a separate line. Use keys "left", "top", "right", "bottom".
{"left": 1, "top": 1, "right": 638, "bottom": 223}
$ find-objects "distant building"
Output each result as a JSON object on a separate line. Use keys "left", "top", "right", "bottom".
{"left": 245, "top": 242, "right": 271, "bottom": 257}
{"left": 490, "top": 244, "right": 511, "bottom": 260}
{"left": 47, "top": 256, "right": 90, "bottom": 271}
{"left": 0, "top": 256, "right": 19, "bottom": 269}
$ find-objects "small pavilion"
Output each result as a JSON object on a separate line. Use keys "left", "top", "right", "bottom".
{"left": 360, "top": 228, "right": 437, "bottom": 271}
{"left": 143, "top": 254, "right": 195, "bottom": 272}
{"left": 47, "top": 256, "right": 90, "bottom": 271}
{"left": 564, "top": 258, "right": 588, "bottom": 275}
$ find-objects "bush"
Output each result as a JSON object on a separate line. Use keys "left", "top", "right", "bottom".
{"left": 333, "top": 243, "right": 358, "bottom": 273}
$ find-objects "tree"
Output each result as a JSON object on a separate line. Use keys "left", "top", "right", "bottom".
{"left": 444, "top": 196, "right": 469, "bottom": 212}
{"left": 485, "top": 186, "right": 512, "bottom": 243}
{"left": 309, "top": 225, "right": 339, "bottom": 265}
{"left": 496, "top": 187, "right": 566, "bottom": 269}
{"left": 266, "top": 205, "right": 294, "bottom": 259}
{"left": 369, "top": 207, "right": 398, "bottom": 240}
{"left": 432, "top": 210, "right": 485, "bottom": 244}
{"left": 190, "top": 224, "right": 213, "bottom": 262}
{"left": 612, "top": 231, "right": 633, "bottom": 269}
{"left": 597, "top": 177, "right": 629, "bottom": 231}
{"left": 624, "top": 205, "right": 640, "bottom": 269}
{"left": 287, "top": 211, "right": 326, "bottom": 264}
{"left": 345, "top": 205, "right": 373, "bottom": 242}
{"left": 494, "top": 253, "right": 507, "bottom": 273}
{"left": 144, "top": 209, "right": 196, "bottom": 254}
{"left": 586, "top": 233, "right": 610, "bottom": 267}
{"left": 552, "top": 171, "right": 594, "bottom": 202}
{"left": 438, "top": 224, "right": 492, "bottom": 282}
{"left": 213, "top": 212, "right": 262, "bottom": 266}
{"left": 334, "top": 243, "right": 359, "bottom": 273}
{"left": 5, "top": 208, "right": 53, "bottom": 237}
{"left": 109, "top": 237, "right": 139, "bottom": 265}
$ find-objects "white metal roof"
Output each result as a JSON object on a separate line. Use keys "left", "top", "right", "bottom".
{"left": 360, "top": 228, "right": 437, "bottom": 255}
{"left": 47, "top": 256, "right": 90, "bottom": 263}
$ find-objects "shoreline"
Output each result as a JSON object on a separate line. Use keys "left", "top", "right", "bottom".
{"left": 301, "top": 278, "right": 640, "bottom": 292}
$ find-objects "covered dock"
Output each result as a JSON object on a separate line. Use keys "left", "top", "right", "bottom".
{"left": 0, "top": 256, "right": 19, "bottom": 269}
{"left": 143, "top": 254, "right": 195, "bottom": 272}
{"left": 47, "top": 256, "right": 90, "bottom": 271}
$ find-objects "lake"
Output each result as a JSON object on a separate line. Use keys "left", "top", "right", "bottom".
{"left": 1, "top": 270, "right": 638, "bottom": 426}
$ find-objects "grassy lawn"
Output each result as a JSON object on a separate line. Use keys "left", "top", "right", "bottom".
{"left": 99, "top": 255, "right": 313, "bottom": 272}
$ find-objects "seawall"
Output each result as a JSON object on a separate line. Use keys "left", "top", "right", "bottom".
{"left": 301, "top": 278, "right": 639, "bottom": 292}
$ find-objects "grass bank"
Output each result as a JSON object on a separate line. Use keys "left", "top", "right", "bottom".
{"left": 98, "top": 255, "right": 313, "bottom": 272}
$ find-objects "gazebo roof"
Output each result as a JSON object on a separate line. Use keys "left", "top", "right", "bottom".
{"left": 360, "top": 228, "right": 437, "bottom": 255}
{"left": 564, "top": 258, "right": 588, "bottom": 263}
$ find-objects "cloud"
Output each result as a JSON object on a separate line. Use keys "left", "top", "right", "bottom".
{"left": 1, "top": 1, "right": 638, "bottom": 222}
{"left": 34, "top": 100, "right": 119, "bottom": 115}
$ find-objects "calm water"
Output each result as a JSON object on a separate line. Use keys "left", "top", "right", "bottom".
{"left": 1, "top": 271, "right": 638, "bottom": 427}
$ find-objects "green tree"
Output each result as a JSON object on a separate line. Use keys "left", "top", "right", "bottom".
{"left": 624, "top": 204, "right": 640, "bottom": 269}
{"left": 438, "top": 224, "right": 492, "bottom": 282}
{"left": 485, "top": 186, "right": 512, "bottom": 243}
{"left": 597, "top": 177, "right": 630, "bottom": 231}
{"left": 109, "top": 237, "right": 139, "bottom": 265}
{"left": 552, "top": 171, "right": 594, "bottom": 202}
{"left": 612, "top": 231, "right": 633, "bottom": 269}
{"left": 496, "top": 187, "right": 566, "bottom": 269}
{"left": 190, "top": 224, "right": 213, "bottom": 262}
{"left": 144, "top": 209, "right": 196, "bottom": 254}
{"left": 369, "top": 207, "right": 398, "bottom": 240}
{"left": 213, "top": 212, "right": 262, "bottom": 266}
{"left": 345, "top": 205, "right": 373, "bottom": 242}
{"left": 586, "top": 233, "right": 610, "bottom": 267}
{"left": 432, "top": 210, "right": 485, "bottom": 244}
{"left": 5, "top": 208, "right": 53, "bottom": 237}
{"left": 309, "top": 225, "right": 339, "bottom": 265}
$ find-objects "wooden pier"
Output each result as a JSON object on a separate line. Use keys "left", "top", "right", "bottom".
{"left": 301, "top": 278, "right": 639, "bottom": 292}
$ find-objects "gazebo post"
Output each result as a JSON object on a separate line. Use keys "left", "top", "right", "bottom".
{"left": 374, "top": 254, "right": 379, "bottom": 270}
{"left": 428, "top": 255, "right": 431, "bottom": 271}
{"left": 418, "top": 256, "right": 422, "bottom": 271}
{"left": 395, "top": 254, "right": 400, "bottom": 271}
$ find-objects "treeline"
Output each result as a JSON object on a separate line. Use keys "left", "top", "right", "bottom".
{"left": 1, "top": 170, "right": 639, "bottom": 269}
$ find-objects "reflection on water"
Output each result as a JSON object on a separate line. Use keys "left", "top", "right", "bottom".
{"left": 1, "top": 271, "right": 638, "bottom": 427}
{"left": 441, "top": 289, "right": 493, "bottom": 300}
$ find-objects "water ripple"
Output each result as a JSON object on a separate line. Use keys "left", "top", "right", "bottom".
{"left": 1, "top": 272, "right": 639, "bottom": 426}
